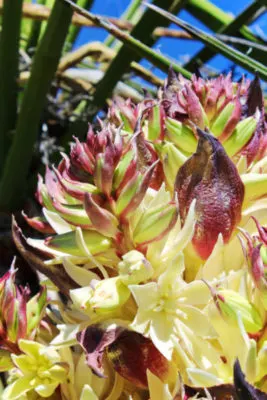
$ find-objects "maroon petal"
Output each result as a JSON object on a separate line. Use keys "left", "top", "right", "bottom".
{"left": 120, "top": 160, "right": 158, "bottom": 218}
{"left": 234, "top": 359, "right": 267, "bottom": 400}
{"left": 76, "top": 323, "right": 124, "bottom": 378}
{"left": 184, "top": 85, "right": 205, "bottom": 129}
{"left": 107, "top": 330, "right": 173, "bottom": 389}
{"left": 70, "top": 137, "right": 94, "bottom": 174}
{"left": 243, "top": 75, "right": 263, "bottom": 118}
{"left": 175, "top": 128, "right": 244, "bottom": 260}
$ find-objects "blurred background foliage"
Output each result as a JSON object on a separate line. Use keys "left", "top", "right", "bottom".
{"left": 0, "top": 0, "right": 267, "bottom": 215}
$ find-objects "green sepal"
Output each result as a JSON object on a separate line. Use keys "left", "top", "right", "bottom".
{"left": 47, "top": 230, "right": 111, "bottom": 256}
{"left": 210, "top": 102, "right": 235, "bottom": 137}
{"left": 224, "top": 117, "right": 257, "bottom": 157}
{"left": 165, "top": 117, "right": 197, "bottom": 153}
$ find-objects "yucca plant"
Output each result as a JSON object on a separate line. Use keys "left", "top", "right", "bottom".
{"left": 1, "top": 0, "right": 267, "bottom": 399}
{"left": 0, "top": 0, "right": 267, "bottom": 211}
{"left": 3, "top": 69, "right": 266, "bottom": 399}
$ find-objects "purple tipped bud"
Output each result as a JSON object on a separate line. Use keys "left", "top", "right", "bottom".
{"left": 84, "top": 193, "right": 119, "bottom": 238}
{"left": 71, "top": 137, "right": 94, "bottom": 174}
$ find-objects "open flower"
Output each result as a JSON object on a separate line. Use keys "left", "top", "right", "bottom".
{"left": 130, "top": 254, "right": 216, "bottom": 361}
{"left": 3, "top": 340, "right": 68, "bottom": 399}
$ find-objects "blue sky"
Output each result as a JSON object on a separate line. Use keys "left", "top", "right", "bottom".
{"left": 75, "top": 0, "right": 267, "bottom": 81}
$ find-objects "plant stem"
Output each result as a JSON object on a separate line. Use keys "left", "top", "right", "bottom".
{"left": 0, "top": 0, "right": 23, "bottom": 177}
{"left": 146, "top": 3, "right": 267, "bottom": 81}
{"left": 80, "top": 0, "right": 189, "bottom": 118}
{"left": 105, "top": 0, "right": 142, "bottom": 48}
{"left": 186, "top": 0, "right": 266, "bottom": 43}
{"left": 0, "top": 0, "right": 74, "bottom": 211}
{"left": 26, "top": 0, "right": 47, "bottom": 52}
{"left": 184, "top": 0, "right": 267, "bottom": 71}
{"left": 65, "top": 0, "right": 94, "bottom": 51}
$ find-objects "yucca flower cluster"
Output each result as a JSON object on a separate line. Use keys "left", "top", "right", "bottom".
{"left": 3, "top": 71, "right": 267, "bottom": 399}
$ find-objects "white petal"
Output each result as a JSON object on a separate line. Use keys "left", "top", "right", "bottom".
{"left": 50, "top": 324, "right": 79, "bottom": 347}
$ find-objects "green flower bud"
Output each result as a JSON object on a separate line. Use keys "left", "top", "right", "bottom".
{"left": 210, "top": 102, "right": 236, "bottom": 138}
{"left": 217, "top": 289, "right": 264, "bottom": 334}
{"left": 156, "top": 142, "right": 186, "bottom": 190}
{"left": 71, "top": 278, "right": 130, "bottom": 316}
{"left": 91, "top": 277, "right": 130, "bottom": 312}
{"left": 224, "top": 116, "right": 258, "bottom": 157}
{"left": 133, "top": 202, "right": 178, "bottom": 246}
{"left": 147, "top": 104, "right": 164, "bottom": 141}
{"left": 118, "top": 250, "right": 154, "bottom": 285}
{"left": 165, "top": 117, "right": 197, "bottom": 153}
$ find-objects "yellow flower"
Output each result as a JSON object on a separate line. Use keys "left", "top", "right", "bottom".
{"left": 3, "top": 340, "right": 68, "bottom": 399}
{"left": 130, "top": 253, "right": 218, "bottom": 368}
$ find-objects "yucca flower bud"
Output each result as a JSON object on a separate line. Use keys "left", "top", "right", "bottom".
{"left": 155, "top": 142, "right": 186, "bottom": 190}
{"left": 111, "top": 70, "right": 267, "bottom": 167}
{"left": 70, "top": 277, "right": 130, "bottom": 316}
{"left": 215, "top": 289, "right": 264, "bottom": 334}
{"left": 242, "top": 218, "right": 267, "bottom": 309}
{"left": 0, "top": 264, "right": 47, "bottom": 356}
{"left": 84, "top": 193, "right": 119, "bottom": 238}
{"left": 118, "top": 250, "right": 154, "bottom": 285}
{"left": 175, "top": 128, "right": 244, "bottom": 259}
{"left": 133, "top": 201, "right": 178, "bottom": 247}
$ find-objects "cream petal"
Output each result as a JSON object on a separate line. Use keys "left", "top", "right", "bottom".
{"left": 43, "top": 208, "right": 72, "bottom": 234}
{"left": 63, "top": 258, "right": 99, "bottom": 286}
{"left": 175, "top": 322, "right": 222, "bottom": 374}
{"left": 186, "top": 368, "right": 223, "bottom": 387}
{"left": 197, "top": 234, "right": 224, "bottom": 280}
{"left": 75, "top": 354, "right": 93, "bottom": 397}
{"left": 177, "top": 280, "right": 211, "bottom": 306}
{"left": 130, "top": 310, "right": 151, "bottom": 334}
{"left": 150, "top": 313, "right": 174, "bottom": 360}
{"left": 147, "top": 370, "right": 173, "bottom": 400}
{"left": 129, "top": 282, "right": 158, "bottom": 310}
{"left": 161, "top": 199, "right": 196, "bottom": 262}
{"left": 178, "top": 305, "right": 217, "bottom": 338}
{"left": 80, "top": 384, "right": 99, "bottom": 400}
{"left": 35, "top": 382, "right": 59, "bottom": 397}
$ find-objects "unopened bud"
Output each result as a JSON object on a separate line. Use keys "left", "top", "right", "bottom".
{"left": 217, "top": 289, "right": 263, "bottom": 334}
{"left": 133, "top": 202, "right": 178, "bottom": 246}
{"left": 118, "top": 250, "right": 153, "bottom": 285}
